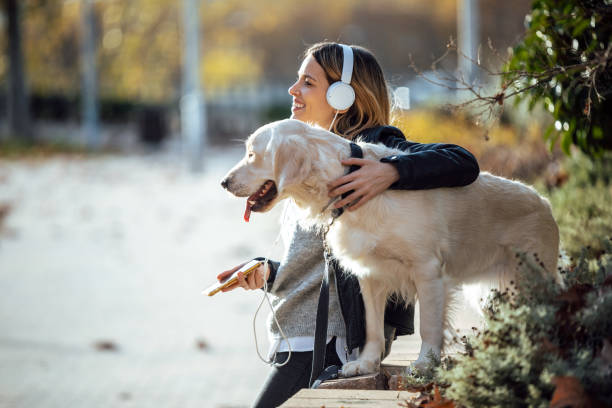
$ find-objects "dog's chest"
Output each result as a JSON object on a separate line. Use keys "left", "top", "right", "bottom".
{"left": 327, "top": 222, "right": 375, "bottom": 258}
{"left": 326, "top": 218, "right": 414, "bottom": 280}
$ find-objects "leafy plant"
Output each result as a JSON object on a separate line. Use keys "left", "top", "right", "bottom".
{"left": 428, "top": 246, "right": 612, "bottom": 407}
{"left": 505, "top": 0, "right": 612, "bottom": 156}
{"left": 543, "top": 151, "right": 612, "bottom": 259}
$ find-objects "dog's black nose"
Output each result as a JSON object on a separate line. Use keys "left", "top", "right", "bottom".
{"left": 220, "top": 178, "right": 230, "bottom": 189}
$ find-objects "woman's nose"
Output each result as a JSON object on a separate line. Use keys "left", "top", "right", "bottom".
{"left": 288, "top": 81, "right": 299, "bottom": 96}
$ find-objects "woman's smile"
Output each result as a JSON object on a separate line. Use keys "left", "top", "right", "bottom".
{"left": 291, "top": 100, "right": 305, "bottom": 113}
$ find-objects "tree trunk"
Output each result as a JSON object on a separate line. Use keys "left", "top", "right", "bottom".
{"left": 181, "top": 0, "right": 206, "bottom": 172}
{"left": 457, "top": 0, "right": 480, "bottom": 85}
{"left": 80, "top": 0, "right": 99, "bottom": 148}
{"left": 4, "top": 0, "right": 32, "bottom": 141}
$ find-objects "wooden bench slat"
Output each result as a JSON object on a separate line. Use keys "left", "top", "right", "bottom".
{"left": 281, "top": 398, "right": 413, "bottom": 407}
{"left": 292, "top": 389, "right": 418, "bottom": 399}
{"left": 279, "top": 389, "right": 420, "bottom": 407}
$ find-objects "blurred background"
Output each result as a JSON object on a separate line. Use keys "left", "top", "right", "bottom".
{"left": 0, "top": 0, "right": 542, "bottom": 157}
{"left": 2, "top": 0, "right": 608, "bottom": 407}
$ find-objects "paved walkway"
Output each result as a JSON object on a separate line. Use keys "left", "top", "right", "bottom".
{"left": 0, "top": 148, "right": 286, "bottom": 408}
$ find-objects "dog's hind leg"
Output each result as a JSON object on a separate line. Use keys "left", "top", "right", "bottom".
{"left": 341, "top": 276, "right": 386, "bottom": 377}
{"left": 413, "top": 275, "right": 447, "bottom": 371}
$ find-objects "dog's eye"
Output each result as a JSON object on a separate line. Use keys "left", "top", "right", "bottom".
{"left": 248, "top": 152, "right": 255, "bottom": 158}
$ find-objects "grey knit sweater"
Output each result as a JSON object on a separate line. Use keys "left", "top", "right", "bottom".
{"left": 266, "top": 210, "right": 346, "bottom": 341}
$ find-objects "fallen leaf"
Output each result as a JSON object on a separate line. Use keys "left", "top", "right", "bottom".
{"left": 195, "top": 337, "right": 209, "bottom": 351}
{"left": 422, "top": 385, "right": 455, "bottom": 408}
{"left": 93, "top": 340, "right": 118, "bottom": 351}
{"left": 0, "top": 202, "right": 11, "bottom": 228}
{"left": 550, "top": 376, "right": 590, "bottom": 408}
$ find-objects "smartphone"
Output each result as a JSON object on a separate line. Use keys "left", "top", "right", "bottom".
{"left": 203, "top": 260, "right": 264, "bottom": 297}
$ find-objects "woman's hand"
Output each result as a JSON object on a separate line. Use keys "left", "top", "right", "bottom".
{"left": 217, "top": 261, "right": 270, "bottom": 292}
{"left": 327, "top": 158, "right": 400, "bottom": 211}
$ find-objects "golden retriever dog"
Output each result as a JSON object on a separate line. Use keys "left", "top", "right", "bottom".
{"left": 221, "top": 119, "right": 562, "bottom": 376}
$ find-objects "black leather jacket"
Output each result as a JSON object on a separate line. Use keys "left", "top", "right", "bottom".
{"left": 260, "top": 125, "right": 479, "bottom": 354}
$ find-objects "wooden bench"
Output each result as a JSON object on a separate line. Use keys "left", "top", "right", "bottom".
{"left": 315, "top": 336, "right": 420, "bottom": 390}
{"left": 280, "top": 336, "right": 432, "bottom": 406}
{"left": 279, "top": 389, "right": 420, "bottom": 408}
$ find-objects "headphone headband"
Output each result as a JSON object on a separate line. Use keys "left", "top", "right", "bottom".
{"left": 340, "top": 44, "right": 353, "bottom": 84}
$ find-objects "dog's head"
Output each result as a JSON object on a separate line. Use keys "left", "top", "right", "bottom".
{"left": 221, "top": 119, "right": 336, "bottom": 221}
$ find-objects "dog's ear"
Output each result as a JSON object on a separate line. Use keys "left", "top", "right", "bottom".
{"left": 273, "top": 134, "right": 311, "bottom": 192}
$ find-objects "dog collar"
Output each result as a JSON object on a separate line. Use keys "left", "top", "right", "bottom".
{"left": 328, "top": 142, "right": 363, "bottom": 218}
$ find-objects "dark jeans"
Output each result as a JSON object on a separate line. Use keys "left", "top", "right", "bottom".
{"left": 252, "top": 326, "right": 397, "bottom": 408}
{"left": 252, "top": 337, "right": 343, "bottom": 408}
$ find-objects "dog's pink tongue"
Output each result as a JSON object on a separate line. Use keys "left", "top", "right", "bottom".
{"left": 244, "top": 200, "right": 252, "bottom": 222}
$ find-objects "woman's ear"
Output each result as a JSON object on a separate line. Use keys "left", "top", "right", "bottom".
{"left": 273, "top": 135, "right": 312, "bottom": 192}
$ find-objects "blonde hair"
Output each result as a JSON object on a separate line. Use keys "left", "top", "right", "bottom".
{"left": 305, "top": 42, "right": 391, "bottom": 139}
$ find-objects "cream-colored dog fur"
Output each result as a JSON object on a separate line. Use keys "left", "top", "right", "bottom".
{"left": 222, "top": 119, "right": 562, "bottom": 376}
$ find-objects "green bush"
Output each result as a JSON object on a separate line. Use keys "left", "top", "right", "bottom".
{"left": 506, "top": 0, "right": 612, "bottom": 156}
{"left": 544, "top": 151, "right": 612, "bottom": 259}
{"left": 436, "top": 246, "right": 612, "bottom": 407}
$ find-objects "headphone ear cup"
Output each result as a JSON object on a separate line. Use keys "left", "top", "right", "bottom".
{"left": 326, "top": 82, "right": 355, "bottom": 111}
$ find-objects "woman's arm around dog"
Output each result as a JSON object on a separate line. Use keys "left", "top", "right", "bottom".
{"left": 328, "top": 125, "right": 480, "bottom": 211}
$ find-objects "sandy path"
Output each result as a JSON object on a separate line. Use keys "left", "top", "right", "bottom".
{"left": 0, "top": 148, "right": 285, "bottom": 408}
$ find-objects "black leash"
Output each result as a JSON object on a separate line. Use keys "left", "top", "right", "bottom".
{"left": 309, "top": 245, "right": 332, "bottom": 387}
{"left": 309, "top": 142, "right": 363, "bottom": 388}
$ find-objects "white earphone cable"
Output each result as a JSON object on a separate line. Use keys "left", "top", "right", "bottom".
{"left": 252, "top": 202, "right": 293, "bottom": 367}
{"left": 328, "top": 111, "right": 339, "bottom": 132}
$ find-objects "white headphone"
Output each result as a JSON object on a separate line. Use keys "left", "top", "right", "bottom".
{"left": 325, "top": 44, "right": 355, "bottom": 111}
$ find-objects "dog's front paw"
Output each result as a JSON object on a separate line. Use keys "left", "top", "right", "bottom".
{"left": 342, "top": 358, "right": 379, "bottom": 377}
{"left": 407, "top": 354, "right": 442, "bottom": 376}
{"left": 408, "top": 358, "right": 429, "bottom": 375}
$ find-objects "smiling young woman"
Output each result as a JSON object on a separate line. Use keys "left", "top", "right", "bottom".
{"left": 217, "top": 42, "right": 480, "bottom": 408}
{"left": 289, "top": 43, "right": 390, "bottom": 139}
